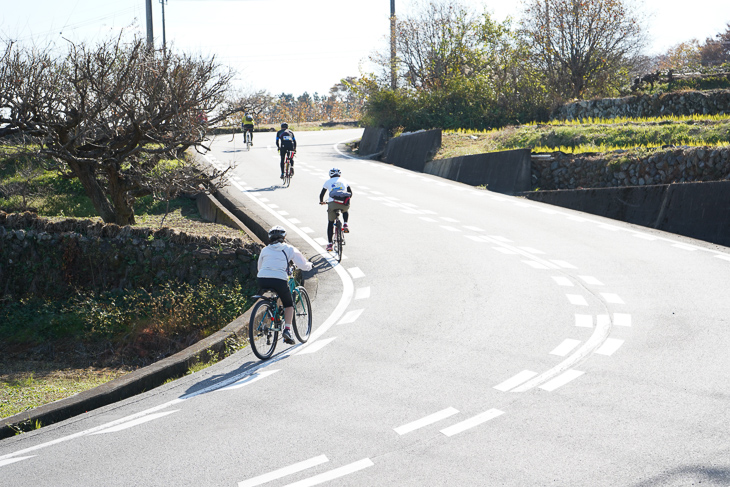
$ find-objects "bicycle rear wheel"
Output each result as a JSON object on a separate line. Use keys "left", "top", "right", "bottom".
{"left": 292, "top": 287, "right": 312, "bottom": 343}
{"left": 334, "top": 222, "right": 343, "bottom": 262}
{"left": 248, "top": 300, "right": 279, "bottom": 360}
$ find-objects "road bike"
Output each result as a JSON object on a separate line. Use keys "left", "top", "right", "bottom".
{"left": 248, "top": 264, "right": 312, "bottom": 360}
{"left": 332, "top": 209, "right": 346, "bottom": 262}
{"left": 244, "top": 129, "right": 252, "bottom": 151}
{"left": 282, "top": 149, "right": 294, "bottom": 187}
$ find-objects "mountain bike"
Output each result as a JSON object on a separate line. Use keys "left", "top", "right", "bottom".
{"left": 244, "top": 130, "right": 252, "bottom": 151}
{"left": 282, "top": 150, "right": 294, "bottom": 187}
{"left": 248, "top": 264, "right": 312, "bottom": 360}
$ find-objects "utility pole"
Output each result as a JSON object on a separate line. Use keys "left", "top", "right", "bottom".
{"left": 390, "top": 0, "right": 397, "bottom": 90}
{"left": 145, "top": 0, "right": 154, "bottom": 49}
{"left": 160, "top": 0, "right": 168, "bottom": 51}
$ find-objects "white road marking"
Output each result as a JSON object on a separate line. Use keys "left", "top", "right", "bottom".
{"left": 421, "top": 209, "right": 438, "bottom": 215}
{"left": 419, "top": 217, "right": 438, "bottom": 222}
{"left": 614, "top": 313, "right": 632, "bottom": 327}
{"left": 283, "top": 458, "right": 374, "bottom": 487}
{"left": 598, "top": 224, "right": 621, "bottom": 231}
{"left": 314, "top": 237, "right": 328, "bottom": 246}
{"left": 466, "top": 235, "right": 485, "bottom": 242}
{"left": 278, "top": 211, "right": 290, "bottom": 216}
{"left": 595, "top": 338, "right": 624, "bottom": 356}
{"left": 575, "top": 314, "right": 593, "bottom": 328}
{"left": 552, "top": 276, "right": 574, "bottom": 287}
{"left": 716, "top": 255, "right": 730, "bottom": 262}
{"left": 440, "top": 225, "right": 461, "bottom": 232}
{"left": 338, "top": 309, "right": 364, "bottom": 324}
{"left": 440, "top": 217, "right": 459, "bottom": 222}
{"left": 490, "top": 236, "right": 512, "bottom": 243}
{"left": 300, "top": 227, "right": 314, "bottom": 234}
{"left": 567, "top": 216, "right": 588, "bottom": 222}
{"left": 550, "top": 339, "right": 582, "bottom": 357}
{"left": 551, "top": 260, "right": 577, "bottom": 269}
{"left": 601, "top": 293, "right": 625, "bottom": 304}
{"left": 268, "top": 204, "right": 279, "bottom": 209}
{"left": 633, "top": 233, "right": 657, "bottom": 240}
{"left": 0, "top": 456, "right": 35, "bottom": 468}
{"left": 567, "top": 294, "right": 589, "bottom": 306}
{"left": 493, "top": 247, "right": 517, "bottom": 255}
{"left": 523, "top": 260, "right": 549, "bottom": 270}
{"left": 494, "top": 370, "right": 538, "bottom": 392}
{"left": 539, "top": 370, "right": 585, "bottom": 391}
{"left": 394, "top": 407, "right": 460, "bottom": 435}
{"left": 440, "top": 409, "right": 504, "bottom": 437}
{"left": 347, "top": 267, "right": 365, "bottom": 279}
{"left": 217, "top": 370, "right": 280, "bottom": 391}
{"left": 519, "top": 247, "right": 545, "bottom": 254}
{"left": 238, "top": 455, "right": 330, "bottom": 487}
{"left": 672, "top": 243, "right": 699, "bottom": 251}
{"left": 288, "top": 218, "right": 301, "bottom": 224}
{"left": 355, "top": 287, "right": 371, "bottom": 300}
{"left": 296, "top": 337, "right": 337, "bottom": 355}
{"left": 90, "top": 410, "right": 179, "bottom": 435}
{"left": 579, "top": 276, "right": 604, "bottom": 286}
{"left": 463, "top": 226, "right": 485, "bottom": 232}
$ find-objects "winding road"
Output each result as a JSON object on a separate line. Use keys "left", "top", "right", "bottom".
{"left": 2, "top": 128, "right": 730, "bottom": 486}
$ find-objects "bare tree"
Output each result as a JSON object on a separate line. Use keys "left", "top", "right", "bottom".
{"left": 0, "top": 36, "right": 236, "bottom": 225}
{"left": 520, "top": 0, "right": 646, "bottom": 100}
{"left": 700, "top": 23, "right": 730, "bottom": 67}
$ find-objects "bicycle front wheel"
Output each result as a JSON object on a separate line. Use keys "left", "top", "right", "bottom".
{"left": 248, "top": 300, "right": 279, "bottom": 360}
{"left": 292, "top": 286, "right": 312, "bottom": 343}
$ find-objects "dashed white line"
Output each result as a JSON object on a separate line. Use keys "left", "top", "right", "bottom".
{"left": 347, "top": 267, "right": 365, "bottom": 279}
{"left": 579, "top": 276, "right": 604, "bottom": 286}
{"left": 539, "top": 370, "right": 585, "bottom": 391}
{"left": 217, "top": 370, "right": 280, "bottom": 391}
{"left": 338, "top": 309, "right": 364, "bottom": 324}
{"left": 494, "top": 370, "right": 538, "bottom": 392}
{"left": 523, "top": 260, "right": 549, "bottom": 270}
{"left": 238, "top": 455, "right": 330, "bottom": 487}
{"left": 552, "top": 276, "right": 574, "bottom": 287}
{"left": 601, "top": 293, "right": 625, "bottom": 304}
{"left": 440, "top": 225, "right": 461, "bottom": 232}
{"left": 575, "top": 314, "right": 593, "bottom": 328}
{"left": 551, "top": 260, "right": 577, "bottom": 269}
{"left": 296, "top": 338, "right": 337, "bottom": 356}
{"left": 519, "top": 247, "right": 545, "bottom": 254}
{"left": 614, "top": 313, "right": 632, "bottom": 327}
{"left": 463, "top": 226, "right": 485, "bottom": 232}
{"left": 493, "top": 247, "right": 517, "bottom": 255}
{"left": 595, "top": 338, "right": 624, "bottom": 356}
{"left": 550, "top": 339, "right": 582, "bottom": 357}
{"left": 355, "top": 287, "right": 371, "bottom": 300}
{"left": 440, "top": 409, "right": 504, "bottom": 437}
{"left": 394, "top": 407, "right": 460, "bottom": 435}
{"left": 566, "top": 294, "right": 589, "bottom": 306}
{"left": 300, "top": 227, "right": 314, "bottom": 234}
{"left": 283, "top": 458, "right": 374, "bottom": 487}
{"left": 90, "top": 410, "right": 179, "bottom": 435}
{"left": 672, "top": 243, "right": 699, "bottom": 251}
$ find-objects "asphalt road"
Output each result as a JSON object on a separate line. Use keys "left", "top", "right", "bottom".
{"left": 2, "top": 128, "right": 730, "bottom": 486}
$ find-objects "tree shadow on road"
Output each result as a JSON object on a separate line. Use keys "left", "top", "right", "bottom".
{"left": 631, "top": 464, "right": 730, "bottom": 486}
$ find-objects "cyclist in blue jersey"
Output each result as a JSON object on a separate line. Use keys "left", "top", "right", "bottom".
{"left": 276, "top": 123, "right": 297, "bottom": 179}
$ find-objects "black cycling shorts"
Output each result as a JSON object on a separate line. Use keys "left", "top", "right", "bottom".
{"left": 257, "top": 277, "right": 293, "bottom": 307}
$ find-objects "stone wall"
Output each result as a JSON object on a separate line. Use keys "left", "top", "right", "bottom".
{"left": 531, "top": 146, "right": 730, "bottom": 191}
{"left": 552, "top": 90, "right": 730, "bottom": 120}
{"left": 0, "top": 212, "right": 262, "bottom": 298}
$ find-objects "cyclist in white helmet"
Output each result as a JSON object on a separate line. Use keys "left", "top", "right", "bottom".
{"left": 319, "top": 167, "right": 352, "bottom": 252}
{"left": 257, "top": 225, "right": 313, "bottom": 344}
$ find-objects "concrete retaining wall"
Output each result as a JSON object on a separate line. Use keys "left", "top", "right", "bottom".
{"left": 358, "top": 127, "right": 388, "bottom": 157}
{"left": 424, "top": 149, "right": 532, "bottom": 195}
{"left": 383, "top": 129, "right": 442, "bottom": 172}
{"left": 524, "top": 180, "right": 730, "bottom": 246}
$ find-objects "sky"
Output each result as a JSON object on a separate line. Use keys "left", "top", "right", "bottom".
{"left": 2, "top": 0, "right": 730, "bottom": 97}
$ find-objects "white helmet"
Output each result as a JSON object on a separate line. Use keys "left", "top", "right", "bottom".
{"left": 329, "top": 167, "right": 341, "bottom": 177}
{"left": 267, "top": 225, "right": 286, "bottom": 243}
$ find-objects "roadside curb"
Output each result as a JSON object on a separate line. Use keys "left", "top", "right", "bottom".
{"left": 0, "top": 185, "right": 318, "bottom": 440}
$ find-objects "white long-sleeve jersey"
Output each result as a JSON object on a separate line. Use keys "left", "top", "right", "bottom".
{"left": 257, "top": 242, "right": 313, "bottom": 280}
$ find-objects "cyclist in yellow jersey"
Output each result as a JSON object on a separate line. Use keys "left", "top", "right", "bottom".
{"left": 242, "top": 113, "right": 255, "bottom": 145}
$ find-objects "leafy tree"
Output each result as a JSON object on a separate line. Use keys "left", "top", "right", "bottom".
{"left": 0, "top": 36, "right": 235, "bottom": 225}
{"left": 520, "top": 0, "right": 646, "bottom": 100}
{"left": 654, "top": 40, "right": 702, "bottom": 72}
{"left": 700, "top": 23, "right": 730, "bottom": 67}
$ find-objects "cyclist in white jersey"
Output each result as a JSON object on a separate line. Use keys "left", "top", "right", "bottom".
{"left": 318, "top": 167, "right": 352, "bottom": 252}
{"left": 257, "top": 225, "right": 313, "bottom": 344}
